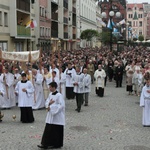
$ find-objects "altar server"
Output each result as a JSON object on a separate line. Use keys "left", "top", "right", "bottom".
{"left": 73, "top": 65, "right": 84, "bottom": 112}
{"left": 15, "top": 73, "right": 34, "bottom": 123}
{"left": 64, "top": 62, "right": 76, "bottom": 99}
{"left": 37, "top": 82, "right": 65, "bottom": 149}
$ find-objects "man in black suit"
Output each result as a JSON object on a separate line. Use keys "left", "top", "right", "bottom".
{"left": 115, "top": 62, "right": 124, "bottom": 87}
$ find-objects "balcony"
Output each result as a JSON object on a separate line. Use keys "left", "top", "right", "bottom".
{"left": 64, "top": 0, "right": 68, "bottom": 9}
{"left": 72, "top": 21, "right": 76, "bottom": 26}
{"left": 51, "top": 13, "right": 58, "bottom": 21}
{"left": 64, "top": 32, "right": 68, "bottom": 39}
{"left": 17, "top": 25, "right": 30, "bottom": 37}
{"left": 51, "top": 30, "right": 58, "bottom": 38}
{"left": 73, "top": 34, "right": 76, "bottom": 39}
{"left": 63, "top": 17, "right": 68, "bottom": 24}
{"left": 72, "top": 7, "right": 76, "bottom": 14}
{"left": 17, "top": 0, "right": 30, "bottom": 12}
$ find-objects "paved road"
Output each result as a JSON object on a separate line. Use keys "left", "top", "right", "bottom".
{"left": 1, "top": 80, "right": 150, "bottom": 150}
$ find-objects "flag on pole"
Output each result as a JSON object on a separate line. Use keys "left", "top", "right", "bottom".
{"left": 118, "top": 19, "right": 125, "bottom": 25}
{"left": 107, "top": 19, "right": 113, "bottom": 29}
{"left": 97, "top": 18, "right": 106, "bottom": 27}
{"left": 26, "top": 20, "right": 37, "bottom": 28}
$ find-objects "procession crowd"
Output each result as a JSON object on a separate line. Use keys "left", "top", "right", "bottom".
{"left": 0, "top": 45, "right": 150, "bottom": 149}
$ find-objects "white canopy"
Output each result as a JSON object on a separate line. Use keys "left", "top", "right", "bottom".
{"left": 0, "top": 50, "right": 40, "bottom": 62}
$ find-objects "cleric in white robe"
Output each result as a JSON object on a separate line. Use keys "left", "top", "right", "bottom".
{"left": 37, "top": 82, "right": 65, "bottom": 149}
{"left": 94, "top": 65, "right": 106, "bottom": 97}
{"left": 59, "top": 68, "right": 66, "bottom": 99}
{"left": 15, "top": 73, "right": 35, "bottom": 123}
{"left": 0, "top": 81, "right": 5, "bottom": 122}
{"left": 1, "top": 67, "right": 16, "bottom": 108}
{"left": 32, "top": 69, "right": 45, "bottom": 110}
{"left": 140, "top": 74, "right": 150, "bottom": 127}
{"left": 64, "top": 62, "right": 76, "bottom": 99}
{"left": 50, "top": 71, "right": 60, "bottom": 92}
{"left": 83, "top": 68, "right": 91, "bottom": 106}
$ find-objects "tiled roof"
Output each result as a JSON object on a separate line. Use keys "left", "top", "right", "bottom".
{"left": 127, "top": 3, "right": 143, "bottom": 9}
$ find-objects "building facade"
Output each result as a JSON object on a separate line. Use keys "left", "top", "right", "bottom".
{"left": 76, "top": 0, "right": 97, "bottom": 48}
{"left": 127, "top": 3, "right": 144, "bottom": 40}
{"left": 143, "top": 3, "right": 150, "bottom": 40}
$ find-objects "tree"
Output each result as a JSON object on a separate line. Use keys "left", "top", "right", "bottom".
{"left": 100, "top": 31, "right": 111, "bottom": 44}
{"left": 138, "top": 35, "right": 144, "bottom": 41}
{"left": 80, "top": 29, "right": 99, "bottom": 41}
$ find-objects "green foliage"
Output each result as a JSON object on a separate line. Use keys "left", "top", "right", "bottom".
{"left": 138, "top": 35, "right": 144, "bottom": 41}
{"left": 80, "top": 29, "right": 99, "bottom": 41}
{"left": 99, "top": 31, "right": 111, "bottom": 44}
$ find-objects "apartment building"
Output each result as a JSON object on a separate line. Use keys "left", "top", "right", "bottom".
{"left": 0, "top": 0, "right": 36, "bottom": 52}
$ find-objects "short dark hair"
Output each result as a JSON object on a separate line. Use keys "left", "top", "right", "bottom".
{"left": 49, "top": 82, "right": 57, "bottom": 88}
{"left": 21, "top": 73, "right": 26, "bottom": 77}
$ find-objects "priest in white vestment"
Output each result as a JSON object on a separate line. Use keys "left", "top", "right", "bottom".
{"left": 15, "top": 73, "right": 35, "bottom": 123}
{"left": 140, "top": 74, "right": 150, "bottom": 127}
{"left": 32, "top": 69, "right": 45, "bottom": 110}
{"left": 94, "top": 65, "right": 106, "bottom": 97}
{"left": 1, "top": 67, "right": 16, "bottom": 108}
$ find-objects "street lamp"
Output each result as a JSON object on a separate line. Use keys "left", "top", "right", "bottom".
{"left": 101, "top": 1, "right": 121, "bottom": 51}
{"left": 126, "top": 22, "right": 130, "bottom": 46}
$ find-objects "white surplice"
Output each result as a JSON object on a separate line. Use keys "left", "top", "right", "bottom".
{"left": 45, "top": 91, "right": 65, "bottom": 125}
{"left": 59, "top": 72, "right": 66, "bottom": 99}
{"left": 1, "top": 73, "right": 16, "bottom": 108}
{"left": 140, "top": 85, "right": 150, "bottom": 126}
{"left": 94, "top": 69, "right": 106, "bottom": 89}
{"left": 15, "top": 80, "right": 34, "bottom": 107}
{"left": 32, "top": 73, "right": 45, "bottom": 110}
{"left": 0, "top": 82, "right": 5, "bottom": 108}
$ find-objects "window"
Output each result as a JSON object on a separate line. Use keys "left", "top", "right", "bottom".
{"left": 0, "top": 41, "right": 8, "bottom": 51}
{"left": 139, "top": 21, "right": 142, "bottom": 27}
{"left": 4, "top": 12, "right": 8, "bottom": 26}
{"left": 15, "top": 42, "right": 23, "bottom": 52}
{"left": 139, "top": 31, "right": 142, "bottom": 35}
{"left": 0, "top": 11, "right": 2, "bottom": 25}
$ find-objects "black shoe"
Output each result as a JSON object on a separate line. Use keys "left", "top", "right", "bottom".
{"left": 75, "top": 108, "right": 78, "bottom": 111}
{"left": 37, "top": 145, "right": 48, "bottom": 149}
{"left": 78, "top": 109, "right": 80, "bottom": 113}
{"left": 84, "top": 104, "right": 88, "bottom": 106}
{"left": 0, "top": 120, "right": 2, "bottom": 122}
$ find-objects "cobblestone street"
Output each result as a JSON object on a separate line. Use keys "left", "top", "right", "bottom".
{"left": 1, "top": 80, "right": 150, "bottom": 150}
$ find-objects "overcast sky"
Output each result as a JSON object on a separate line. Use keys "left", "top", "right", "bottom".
{"left": 127, "top": 0, "right": 149, "bottom": 3}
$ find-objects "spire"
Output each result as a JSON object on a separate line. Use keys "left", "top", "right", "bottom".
{"left": 133, "top": 11, "right": 138, "bottom": 20}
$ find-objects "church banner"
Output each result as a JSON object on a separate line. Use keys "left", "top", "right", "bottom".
{"left": 0, "top": 50, "right": 40, "bottom": 62}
